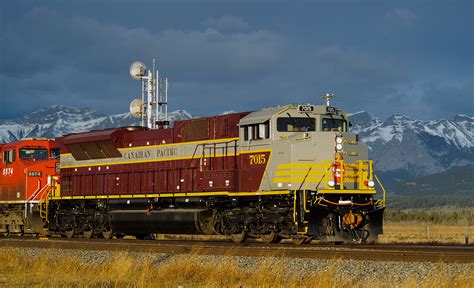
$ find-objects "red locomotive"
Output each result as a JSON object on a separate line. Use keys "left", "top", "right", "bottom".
{"left": 0, "top": 138, "right": 59, "bottom": 236}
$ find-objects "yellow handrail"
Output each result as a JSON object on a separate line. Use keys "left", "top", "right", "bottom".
{"left": 374, "top": 173, "right": 386, "bottom": 207}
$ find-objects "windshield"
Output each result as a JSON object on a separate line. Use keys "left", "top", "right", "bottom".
{"left": 19, "top": 148, "right": 48, "bottom": 160}
{"left": 50, "top": 148, "right": 60, "bottom": 159}
{"left": 277, "top": 117, "right": 316, "bottom": 132}
{"left": 322, "top": 118, "right": 346, "bottom": 132}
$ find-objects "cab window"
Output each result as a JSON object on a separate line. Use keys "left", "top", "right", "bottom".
{"left": 277, "top": 117, "right": 315, "bottom": 132}
{"left": 3, "top": 150, "right": 16, "bottom": 164}
{"left": 19, "top": 148, "right": 48, "bottom": 160}
{"left": 322, "top": 118, "right": 346, "bottom": 132}
{"left": 50, "top": 148, "right": 60, "bottom": 159}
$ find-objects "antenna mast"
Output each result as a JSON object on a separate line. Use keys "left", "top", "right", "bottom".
{"left": 321, "top": 93, "right": 335, "bottom": 107}
{"left": 129, "top": 59, "right": 170, "bottom": 129}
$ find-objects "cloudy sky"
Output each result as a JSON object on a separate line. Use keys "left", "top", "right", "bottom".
{"left": 0, "top": 0, "right": 472, "bottom": 120}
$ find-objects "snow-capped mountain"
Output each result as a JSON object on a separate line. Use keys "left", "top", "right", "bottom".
{"left": 0, "top": 105, "right": 193, "bottom": 143}
{"left": 1, "top": 105, "right": 472, "bottom": 185}
{"left": 349, "top": 111, "right": 474, "bottom": 184}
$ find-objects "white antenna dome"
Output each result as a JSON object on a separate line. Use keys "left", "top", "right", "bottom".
{"left": 129, "top": 61, "right": 147, "bottom": 80}
{"left": 129, "top": 99, "right": 144, "bottom": 118}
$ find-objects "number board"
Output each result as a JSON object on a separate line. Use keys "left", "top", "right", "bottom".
{"left": 298, "top": 105, "right": 315, "bottom": 112}
{"left": 326, "top": 106, "right": 337, "bottom": 114}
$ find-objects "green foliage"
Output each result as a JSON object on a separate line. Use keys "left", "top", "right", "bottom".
{"left": 387, "top": 196, "right": 474, "bottom": 209}
{"left": 385, "top": 209, "right": 474, "bottom": 225}
{"left": 388, "top": 166, "right": 474, "bottom": 197}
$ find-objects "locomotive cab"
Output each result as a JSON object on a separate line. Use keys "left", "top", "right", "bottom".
{"left": 0, "top": 138, "right": 59, "bottom": 236}
{"left": 239, "top": 103, "right": 385, "bottom": 243}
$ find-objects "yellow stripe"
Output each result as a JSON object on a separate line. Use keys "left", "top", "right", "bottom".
{"left": 61, "top": 152, "right": 237, "bottom": 169}
{"left": 239, "top": 149, "right": 272, "bottom": 154}
{"left": 50, "top": 190, "right": 291, "bottom": 200}
{"left": 273, "top": 177, "right": 358, "bottom": 184}
{"left": 277, "top": 162, "right": 332, "bottom": 170}
{"left": 62, "top": 148, "right": 274, "bottom": 169}
{"left": 317, "top": 189, "right": 376, "bottom": 194}
{"left": 61, "top": 137, "right": 240, "bottom": 157}
{"left": 275, "top": 170, "right": 327, "bottom": 176}
{"left": 120, "top": 137, "right": 240, "bottom": 151}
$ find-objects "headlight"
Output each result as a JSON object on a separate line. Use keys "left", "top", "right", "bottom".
{"left": 336, "top": 137, "right": 343, "bottom": 144}
{"left": 368, "top": 180, "right": 375, "bottom": 188}
{"left": 336, "top": 143, "right": 343, "bottom": 150}
{"left": 327, "top": 180, "right": 335, "bottom": 187}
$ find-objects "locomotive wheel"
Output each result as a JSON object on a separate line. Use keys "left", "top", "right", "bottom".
{"left": 102, "top": 229, "right": 113, "bottom": 239}
{"left": 1, "top": 225, "right": 9, "bottom": 237}
{"left": 292, "top": 236, "right": 311, "bottom": 245}
{"left": 260, "top": 231, "right": 279, "bottom": 244}
{"left": 115, "top": 233, "right": 125, "bottom": 239}
{"left": 64, "top": 228, "right": 75, "bottom": 239}
{"left": 135, "top": 234, "right": 155, "bottom": 240}
{"left": 230, "top": 231, "right": 247, "bottom": 244}
{"left": 83, "top": 228, "right": 94, "bottom": 239}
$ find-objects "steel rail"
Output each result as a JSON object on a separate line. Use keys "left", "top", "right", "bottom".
{"left": 1, "top": 238, "right": 473, "bottom": 263}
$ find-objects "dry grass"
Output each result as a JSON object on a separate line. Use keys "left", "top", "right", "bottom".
{"left": 379, "top": 222, "right": 474, "bottom": 244}
{"left": 0, "top": 248, "right": 473, "bottom": 288}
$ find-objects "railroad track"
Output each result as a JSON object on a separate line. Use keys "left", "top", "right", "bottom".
{"left": 1, "top": 237, "right": 473, "bottom": 263}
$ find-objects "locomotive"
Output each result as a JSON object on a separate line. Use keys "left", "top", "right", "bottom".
{"left": 0, "top": 138, "right": 59, "bottom": 236}
{"left": 0, "top": 60, "right": 386, "bottom": 244}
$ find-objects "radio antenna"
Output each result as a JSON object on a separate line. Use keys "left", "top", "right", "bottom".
{"left": 321, "top": 93, "right": 335, "bottom": 107}
{"left": 129, "top": 59, "right": 170, "bottom": 129}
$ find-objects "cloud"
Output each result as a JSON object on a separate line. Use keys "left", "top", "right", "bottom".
{"left": 385, "top": 8, "right": 417, "bottom": 28}
{"left": 421, "top": 80, "right": 474, "bottom": 117}
{"left": 283, "top": 46, "right": 409, "bottom": 114}
{"left": 0, "top": 7, "right": 284, "bottom": 118}
{"left": 202, "top": 16, "right": 249, "bottom": 31}
{"left": 380, "top": 79, "right": 473, "bottom": 120}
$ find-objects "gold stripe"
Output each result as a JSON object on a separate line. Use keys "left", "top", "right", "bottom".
{"left": 275, "top": 170, "right": 327, "bottom": 176}
{"left": 239, "top": 149, "right": 272, "bottom": 154}
{"left": 61, "top": 152, "right": 237, "bottom": 169}
{"left": 277, "top": 162, "right": 332, "bottom": 169}
{"left": 50, "top": 190, "right": 291, "bottom": 200}
{"left": 61, "top": 137, "right": 240, "bottom": 157}
{"left": 62, "top": 148, "right": 273, "bottom": 169}
{"left": 120, "top": 137, "right": 240, "bottom": 151}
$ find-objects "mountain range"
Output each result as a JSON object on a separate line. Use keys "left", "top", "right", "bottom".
{"left": 1, "top": 105, "right": 472, "bottom": 187}
{"left": 349, "top": 111, "right": 473, "bottom": 185}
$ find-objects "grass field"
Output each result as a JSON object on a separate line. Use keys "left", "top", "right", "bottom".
{"left": 379, "top": 222, "right": 473, "bottom": 244}
{"left": 0, "top": 248, "right": 473, "bottom": 288}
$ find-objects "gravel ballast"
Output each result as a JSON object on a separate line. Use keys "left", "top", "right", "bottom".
{"left": 1, "top": 247, "right": 472, "bottom": 284}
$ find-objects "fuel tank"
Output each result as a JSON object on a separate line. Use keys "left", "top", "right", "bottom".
{"left": 108, "top": 208, "right": 215, "bottom": 235}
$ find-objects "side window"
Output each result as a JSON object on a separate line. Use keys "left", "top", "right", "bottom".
{"left": 3, "top": 150, "right": 16, "bottom": 164}
{"left": 243, "top": 126, "right": 249, "bottom": 141}
{"left": 242, "top": 121, "right": 270, "bottom": 141}
{"left": 264, "top": 121, "right": 270, "bottom": 138}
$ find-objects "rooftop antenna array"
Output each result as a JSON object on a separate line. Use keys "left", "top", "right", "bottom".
{"left": 129, "top": 59, "right": 169, "bottom": 129}
{"left": 321, "top": 93, "right": 335, "bottom": 107}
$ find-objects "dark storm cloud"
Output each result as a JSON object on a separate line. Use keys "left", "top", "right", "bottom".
{"left": 270, "top": 46, "right": 410, "bottom": 114}
{"left": 384, "top": 8, "right": 417, "bottom": 28}
{"left": 421, "top": 80, "right": 474, "bottom": 117}
{"left": 0, "top": 7, "right": 284, "bottom": 118}
{"left": 202, "top": 16, "right": 250, "bottom": 31}
{"left": 0, "top": 2, "right": 472, "bottom": 121}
